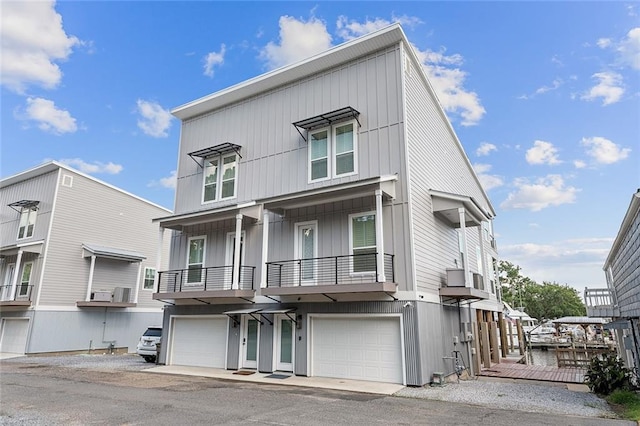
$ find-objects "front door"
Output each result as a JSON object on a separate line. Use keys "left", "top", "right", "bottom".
{"left": 2, "top": 264, "right": 15, "bottom": 300}
{"left": 295, "top": 222, "right": 317, "bottom": 286}
{"left": 242, "top": 317, "right": 259, "bottom": 369}
{"left": 275, "top": 315, "right": 294, "bottom": 372}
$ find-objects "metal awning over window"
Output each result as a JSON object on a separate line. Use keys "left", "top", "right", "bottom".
{"left": 188, "top": 142, "right": 242, "bottom": 168}
{"left": 82, "top": 244, "right": 146, "bottom": 262}
{"left": 292, "top": 106, "right": 360, "bottom": 141}
{"left": 224, "top": 308, "right": 262, "bottom": 326}
{"left": 8, "top": 200, "right": 39, "bottom": 213}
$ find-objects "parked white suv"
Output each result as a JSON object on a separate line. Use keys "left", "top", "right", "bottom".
{"left": 136, "top": 326, "right": 162, "bottom": 363}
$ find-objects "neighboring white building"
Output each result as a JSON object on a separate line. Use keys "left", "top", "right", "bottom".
{"left": 0, "top": 161, "right": 171, "bottom": 354}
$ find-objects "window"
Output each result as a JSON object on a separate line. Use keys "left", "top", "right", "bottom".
{"left": 350, "top": 213, "right": 376, "bottom": 273}
{"left": 19, "top": 262, "right": 32, "bottom": 297}
{"left": 143, "top": 267, "right": 156, "bottom": 290}
{"left": 203, "top": 153, "right": 237, "bottom": 203}
{"left": 309, "top": 119, "right": 357, "bottom": 182}
{"left": 17, "top": 208, "right": 37, "bottom": 239}
{"left": 187, "top": 237, "right": 206, "bottom": 284}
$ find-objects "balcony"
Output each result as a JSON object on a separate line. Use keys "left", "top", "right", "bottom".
{"left": 263, "top": 253, "right": 397, "bottom": 301}
{"left": 153, "top": 265, "right": 256, "bottom": 304}
{"left": 0, "top": 285, "right": 33, "bottom": 308}
{"left": 584, "top": 288, "right": 619, "bottom": 318}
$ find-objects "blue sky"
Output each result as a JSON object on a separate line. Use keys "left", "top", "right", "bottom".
{"left": 1, "top": 1, "right": 638, "bottom": 295}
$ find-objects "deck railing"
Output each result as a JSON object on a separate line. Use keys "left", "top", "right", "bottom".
{"left": 157, "top": 265, "right": 255, "bottom": 293}
{"left": 266, "top": 253, "right": 394, "bottom": 288}
{"left": 584, "top": 288, "right": 618, "bottom": 317}
{"left": 0, "top": 285, "right": 33, "bottom": 301}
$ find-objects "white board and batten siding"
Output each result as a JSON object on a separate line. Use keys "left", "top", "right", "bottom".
{"left": 402, "top": 46, "right": 494, "bottom": 295}
{"left": 168, "top": 316, "right": 228, "bottom": 368}
{"left": 309, "top": 315, "right": 405, "bottom": 384}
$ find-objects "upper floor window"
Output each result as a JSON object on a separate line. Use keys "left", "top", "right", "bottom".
{"left": 143, "top": 267, "right": 156, "bottom": 290}
{"left": 309, "top": 120, "right": 358, "bottom": 182}
{"left": 18, "top": 207, "right": 37, "bottom": 239}
{"left": 203, "top": 153, "right": 237, "bottom": 203}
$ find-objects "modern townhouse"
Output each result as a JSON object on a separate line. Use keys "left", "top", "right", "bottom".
{"left": 153, "top": 24, "right": 503, "bottom": 386}
{"left": 585, "top": 189, "right": 640, "bottom": 370}
{"left": 0, "top": 161, "right": 171, "bottom": 355}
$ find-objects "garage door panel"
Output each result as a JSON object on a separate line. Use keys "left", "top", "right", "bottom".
{"left": 312, "top": 317, "right": 403, "bottom": 384}
{"left": 170, "top": 317, "right": 227, "bottom": 368}
{"left": 0, "top": 319, "right": 29, "bottom": 354}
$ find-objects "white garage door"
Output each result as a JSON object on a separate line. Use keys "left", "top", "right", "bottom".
{"left": 0, "top": 318, "right": 29, "bottom": 354}
{"left": 311, "top": 316, "right": 403, "bottom": 384}
{"left": 170, "top": 317, "right": 227, "bottom": 368}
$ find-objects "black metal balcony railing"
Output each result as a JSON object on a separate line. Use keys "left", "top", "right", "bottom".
{"left": 266, "top": 253, "right": 394, "bottom": 288}
{"left": 157, "top": 265, "right": 255, "bottom": 293}
{"left": 0, "top": 285, "right": 33, "bottom": 301}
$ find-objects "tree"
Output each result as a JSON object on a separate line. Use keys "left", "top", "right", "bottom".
{"left": 499, "top": 261, "right": 586, "bottom": 320}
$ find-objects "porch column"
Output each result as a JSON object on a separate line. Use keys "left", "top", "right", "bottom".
{"left": 155, "top": 227, "right": 164, "bottom": 293}
{"left": 232, "top": 214, "right": 243, "bottom": 290}
{"left": 375, "top": 190, "right": 386, "bottom": 282}
{"left": 10, "top": 249, "right": 24, "bottom": 300}
{"left": 458, "top": 208, "right": 469, "bottom": 287}
{"left": 133, "top": 262, "right": 142, "bottom": 303}
{"left": 261, "top": 211, "right": 269, "bottom": 289}
{"left": 478, "top": 225, "right": 487, "bottom": 291}
{"left": 84, "top": 255, "right": 96, "bottom": 301}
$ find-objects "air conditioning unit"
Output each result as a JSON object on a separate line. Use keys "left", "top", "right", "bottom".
{"left": 113, "top": 287, "right": 131, "bottom": 303}
{"left": 446, "top": 268, "right": 465, "bottom": 287}
{"left": 91, "top": 290, "right": 112, "bottom": 302}
{"left": 472, "top": 273, "right": 484, "bottom": 290}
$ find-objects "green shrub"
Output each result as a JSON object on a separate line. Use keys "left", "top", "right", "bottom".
{"left": 584, "top": 353, "right": 631, "bottom": 395}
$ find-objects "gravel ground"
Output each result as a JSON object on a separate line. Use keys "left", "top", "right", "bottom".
{"left": 396, "top": 377, "right": 617, "bottom": 419}
{"left": 2, "top": 354, "right": 621, "bottom": 420}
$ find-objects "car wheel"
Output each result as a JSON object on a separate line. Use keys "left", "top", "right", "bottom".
{"left": 144, "top": 356, "right": 156, "bottom": 363}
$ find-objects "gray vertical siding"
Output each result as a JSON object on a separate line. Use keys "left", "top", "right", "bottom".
{"left": 611, "top": 205, "right": 640, "bottom": 317}
{"left": 403, "top": 45, "right": 494, "bottom": 294}
{"left": 0, "top": 169, "right": 57, "bottom": 248}
{"left": 173, "top": 45, "right": 408, "bottom": 216}
{"left": 258, "top": 317, "right": 274, "bottom": 372}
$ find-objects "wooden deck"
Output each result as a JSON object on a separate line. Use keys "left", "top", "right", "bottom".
{"left": 479, "top": 362, "right": 587, "bottom": 384}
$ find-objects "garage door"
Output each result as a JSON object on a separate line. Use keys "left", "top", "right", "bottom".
{"left": 0, "top": 318, "right": 29, "bottom": 354}
{"left": 311, "top": 316, "right": 403, "bottom": 384}
{"left": 169, "top": 317, "right": 227, "bottom": 368}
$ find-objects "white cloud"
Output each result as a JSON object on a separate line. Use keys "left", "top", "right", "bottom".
{"left": 500, "top": 175, "right": 579, "bottom": 211}
{"left": 526, "top": 140, "right": 562, "bottom": 165}
{"left": 473, "top": 163, "right": 504, "bottom": 191}
{"left": 617, "top": 27, "right": 640, "bottom": 70}
{"left": 136, "top": 100, "right": 173, "bottom": 138}
{"left": 573, "top": 160, "right": 587, "bottom": 169}
{"left": 259, "top": 16, "right": 332, "bottom": 70}
{"left": 581, "top": 72, "right": 624, "bottom": 105}
{"left": 535, "top": 78, "right": 562, "bottom": 95}
{"left": 335, "top": 15, "right": 421, "bottom": 41}
{"left": 581, "top": 136, "right": 631, "bottom": 165}
{"left": 476, "top": 142, "right": 497, "bottom": 156}
{"left": 597, "top": 38, "right": 612, "bottom": 48}
{"left": 22, "top": 97, "right": 77, "bottom": 134}
{"left": 203, "top": 44, "right": 226, "bottom": 77}
{"left": 57, "top": 158, "right": 123, "bottom": 174}
{"left": 148, "top": 170, "right": 177, "bottom": 189}
{"left": 1, "top": 0, "right": 80, "bottom": 93}
{"left": 499, "top": 238, "right": 613, "bottom": 292}
{"left": 412, "top": 46, "right": 485, "bottom": 126}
